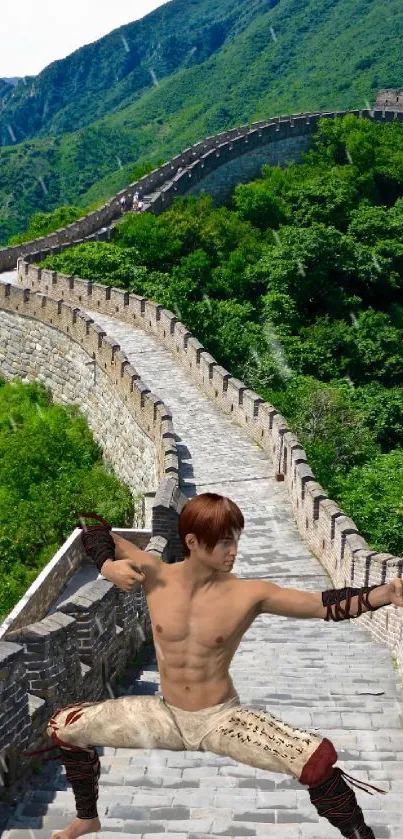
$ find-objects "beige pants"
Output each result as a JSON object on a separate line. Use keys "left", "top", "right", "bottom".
{"left": 48, "top": 691, "right": 324, "bottom": 781}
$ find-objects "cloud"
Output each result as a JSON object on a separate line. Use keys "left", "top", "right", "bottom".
{"left": 0, "top": 0, "right": 169, "bottom": 77}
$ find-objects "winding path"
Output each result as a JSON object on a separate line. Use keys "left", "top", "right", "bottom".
{"left": 3, "top": 276, "right": 403, "bottom": 838}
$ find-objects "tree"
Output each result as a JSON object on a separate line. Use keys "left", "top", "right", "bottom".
{"left": 247, "top": 223, "right": 355, "bottom": 321}
{"left": 233, "top": 178, "right": 289, "bottom": 231}
{"left": 259, "top": 376, "right": 379, "bottom": 492}
{"left": 187, "top": 298, "right": 262, "bottom": 379}
{"left": 349, "top": 309, "right": 403, "bottom": 386}
{"left": 41, "top": 241, "right": 146, "bottom": 287}
{"left": 331, "top": 450, "right": 403, "bottom": 556}
{"left": 0, "top": 380, "right": 134, "bottom": 621}
{"left": 354, "top": 382, "right": 403, "bottom": 452}
{"left": 292, "top": 317, "right": 355, "bottom": 381}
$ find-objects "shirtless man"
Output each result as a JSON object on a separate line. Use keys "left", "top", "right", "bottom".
{"left": 34, "top": 493, "right": 403, "bottom": 839}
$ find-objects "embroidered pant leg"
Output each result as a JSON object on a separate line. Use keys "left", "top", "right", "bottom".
{"left": 199, "top": 704, "right": 376, "bottom": 838}
{"left": 199, "top": 703, "right": 324, "bottom": 778}
{"left": 46, "top": 695, "right": 185, "bottom": 819}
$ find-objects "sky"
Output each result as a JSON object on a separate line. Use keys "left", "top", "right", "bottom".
{"left": 0, "top": 0, "right": 170, "bottom": 78}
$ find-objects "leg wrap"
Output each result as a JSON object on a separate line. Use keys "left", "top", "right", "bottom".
{"left": 309, "top": 767, "right": 375, "bottom": 838}
{"left": 61, "top": 747, "right": 101, "bottom": 820}
{"left": 47, "top": 703, "right": 101, "bottom": 820}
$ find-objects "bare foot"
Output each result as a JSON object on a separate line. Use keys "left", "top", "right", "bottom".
{"left": 51, "top": 816, "right": 101, "bottom": 839}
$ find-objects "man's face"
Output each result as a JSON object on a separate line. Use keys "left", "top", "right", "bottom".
{"left": 189, "top": 531, "right": 240, "bottom": 572}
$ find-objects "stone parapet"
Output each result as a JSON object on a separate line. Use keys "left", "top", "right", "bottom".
{"left": 0, "top": 280, "right": 178, "bottom": 487}
{"left": 0, "top": 280, "right": 189, "bottom": 796}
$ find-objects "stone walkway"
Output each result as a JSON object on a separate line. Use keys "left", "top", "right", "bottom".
{"left": 2, "top": 284, "right": 403, "bottom": 838}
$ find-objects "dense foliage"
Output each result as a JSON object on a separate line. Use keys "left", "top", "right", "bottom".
{"left": 1, "top": 0, "right": 403, "bottom": 242}
{"left": 7, "top": 206, "right": 88, "bottom": 245}
{"left": 42, "top": 116, "right": 403, "bottom": 554}
{"left": 0, "top": 379, "right": 134, "bottom": 621}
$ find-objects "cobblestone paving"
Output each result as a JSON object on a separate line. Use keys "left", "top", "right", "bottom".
{"left": 3, "top": 294, "right": 403, "bottom": 838}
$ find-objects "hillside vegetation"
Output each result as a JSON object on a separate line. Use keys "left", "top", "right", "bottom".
{"left": 0, "top": 379, "right": 134, "bottom": 621}
{"left": 1, "top": 0, "right": 403, "bottom": 242}
{"left": 41, "top": 115, "right": 403, "bottom": 556}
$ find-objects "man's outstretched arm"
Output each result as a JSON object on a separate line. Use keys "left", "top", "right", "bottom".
{"left": 254, "top": 578, "right": 403, "bottom": 620}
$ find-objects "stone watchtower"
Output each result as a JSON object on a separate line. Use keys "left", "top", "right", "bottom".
{"left": 376, "top": 89, "right": 403, "bottom": 111}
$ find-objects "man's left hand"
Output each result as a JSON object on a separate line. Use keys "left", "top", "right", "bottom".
{"left": 386, "top": 577, "right": 403, "bottom": 607}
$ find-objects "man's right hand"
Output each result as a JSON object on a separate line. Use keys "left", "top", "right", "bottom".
{"left": 100, "top": 558, "right": 146, "bottom": 592}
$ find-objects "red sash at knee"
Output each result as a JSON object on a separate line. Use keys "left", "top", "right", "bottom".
{"left": 299, "top": 738, "right": 338, "bottom": 786}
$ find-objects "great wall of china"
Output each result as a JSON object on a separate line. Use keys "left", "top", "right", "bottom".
{"left": 0, "top": 102, "right": 403, "bottom": 836}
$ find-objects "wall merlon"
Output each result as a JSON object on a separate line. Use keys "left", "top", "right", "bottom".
{"left": 320, "top": 498, "right": 343, "bottom": 518}
{"left": 57, "top": 579, "right": 114, "bottom": 613}
{"left": 147, "top": 392, "right": 164, "bottom": 414}
{"left": 6, "top": 612, "right": 75, "bottom": 643}
{"left": 40, "top": 268, "right": 56, "bottom": 289}
{"left": 211, "top": 365, "right": 231, "bottom": 393}
{"left": 283, "top": 431, "right": 302, "bottom": 451}
{"left": 294, "top": 461, "right": 315, "bottom": 490}
{"left": 290, "top": 443, "right": 307, "bottom": 465}
{"left": 122, "top": 362, "right": 141, "bottom": 389}
{"left": 344, "top": 532, "right": 371, "bottom": 555}
{"left": 199, "top": 352, "right": 218, "bottom": 384}
{"left": 164, "top": 452, "right": 179, "bottom": 474}
{"left": 0, "top": 641, "right": 24, "bottom": 666}
{"left": 100, "top": 334, "right": 121, "bottom": 359}
{"left": 0, "top": 282, "right": 10, "bottom": 301}
{"left": 115, "top": 349, "right": 129, "bottom": 375}
{"left": 271, "top": 413, "right": 289, "bottom": 438}
{"left": 174, "top": 321, "right": 191, "bottom": 350}
{"left": 158, "top": 307, "right": 178, "bottom": 337}
{"left": 186, "top": 335, "right": 205, "bottom": 367}
{"left": 333, "top": 514, "right": 359, "bottom": 535}
{"left": 87, "top": 321, "right": 106, "bottom": 350}
{"left": 242, "top": 388, "right": 264, "bottom": 419}
{"left": 161, "top": 418, "right": 174, "bottom": 438}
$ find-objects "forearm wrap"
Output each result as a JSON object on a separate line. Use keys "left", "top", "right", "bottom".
{"left": 322, "top": 585, "right": 385, "bottom": 622}
{"left": 76, "top": 512, "right": 115, "bottom": 573}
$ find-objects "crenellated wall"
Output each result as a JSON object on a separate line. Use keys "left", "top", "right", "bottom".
{"left": 0, "top": 542, "right": 153, "bottom": 798}
{"left": 17, "top": 259, "right": 403, "bottom": 687}
{"left": 376, "top": 89, "right": 403, "bottom": 111}
{"left": 0, "top": 280, "right": 179, "bottom": 489}
{"left": 1, "top": 107, "right": 403, "bottom": 271}
{"left": 0, "top": 280, "right": 189, "bottom": 798}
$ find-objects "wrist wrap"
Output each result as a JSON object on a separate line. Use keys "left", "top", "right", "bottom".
{"left": 322, "top": 585, "right": 384, "bottom": 622}
{"left": 76, "top": 512, "right": 115, "bottom": 573}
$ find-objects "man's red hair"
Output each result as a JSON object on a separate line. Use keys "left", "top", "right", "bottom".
{"left": 178, "top": 493, "right": 244, "bottom": 556}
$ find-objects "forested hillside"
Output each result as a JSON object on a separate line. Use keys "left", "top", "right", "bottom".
{"left": 0, "top": 379, "right": 134, "bottom": 621}
{"left": 41, "top": 116, "right": 403, "bottom": 556}
{"left": 1, "top": 0, "right": 402, "bottom": 243}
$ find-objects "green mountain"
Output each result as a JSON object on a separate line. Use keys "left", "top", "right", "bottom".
{"left": 1, "top": 0, "right": 402, "bottom": 244}
{"left": 0, "top": 0, "right": 264, "bottom": 146}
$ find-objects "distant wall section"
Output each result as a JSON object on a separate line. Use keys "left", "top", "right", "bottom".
{"left": 186, "top": 134, "right": 311, "bottom": 203}
{"left": 2, "top": 108, "right": 403, "bottom": 270}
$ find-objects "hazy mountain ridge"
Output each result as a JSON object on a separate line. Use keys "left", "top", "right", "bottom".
{"left": 0, "top": 0, "right": 402, "bottom": 244}
{"left": 0, "top": 0, "right": 269, "bottom": 147}
{"left": 1, "top": 78, "right": 21, "bottom": 87}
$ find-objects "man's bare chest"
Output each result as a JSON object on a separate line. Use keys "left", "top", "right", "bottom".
{"left": 145, "top": 576, "right": 256, "bottom": 651}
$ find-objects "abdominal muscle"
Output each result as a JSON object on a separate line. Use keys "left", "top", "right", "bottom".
{"left": 152, "top": 627, "right": 242, "bottom": 710}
